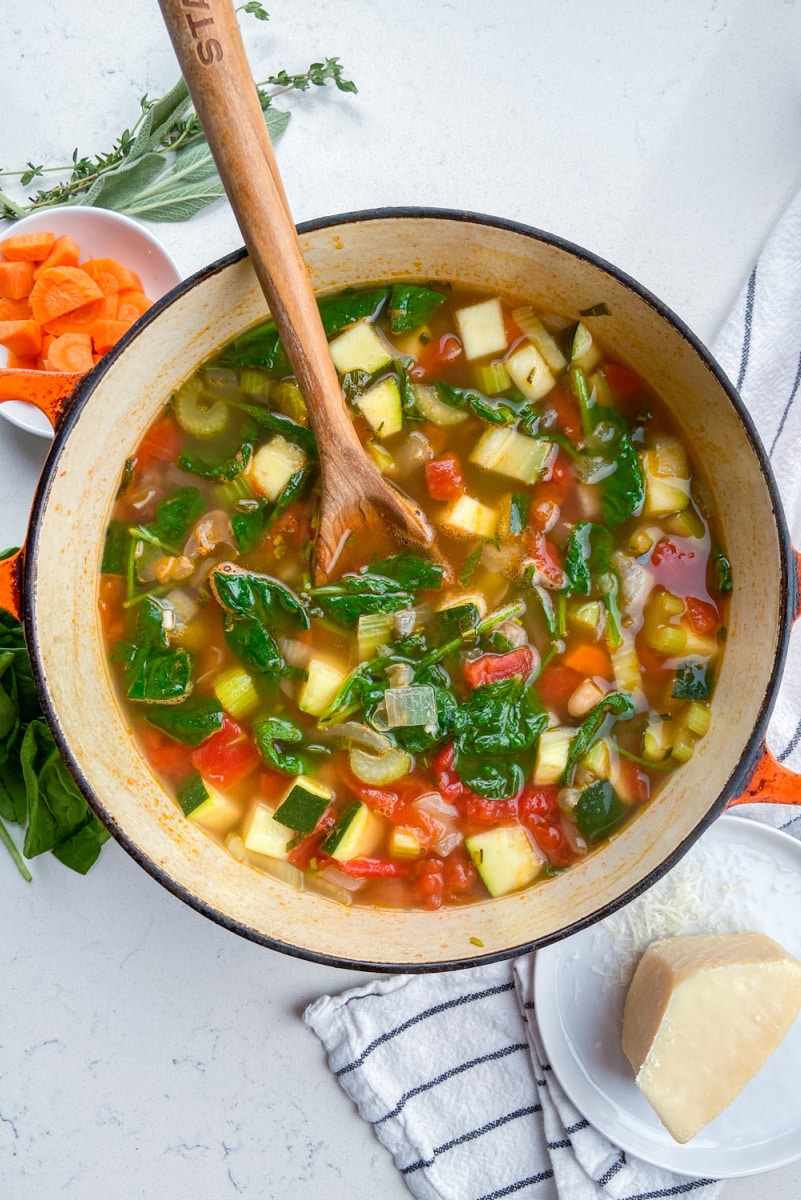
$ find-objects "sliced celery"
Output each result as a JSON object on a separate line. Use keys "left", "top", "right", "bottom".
{"left": 214, "top": 666, "right": 260, "bottom": 720}
{"left": 474, "top": 360, "right": 512, "bottom": 396}
{"left": 357, "top": 611, "right": 394, "bottom": 659}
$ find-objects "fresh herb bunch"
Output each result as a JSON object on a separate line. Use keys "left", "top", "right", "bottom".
{"left": 0, "top": 4, "right": 356, "bottom": 222}
{"left": 0, "top": 564, "right": 110, "bottom": 881}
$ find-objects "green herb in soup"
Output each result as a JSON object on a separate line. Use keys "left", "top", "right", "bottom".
{"left": 98, "top": 284, "right": 730, "bottom": 909}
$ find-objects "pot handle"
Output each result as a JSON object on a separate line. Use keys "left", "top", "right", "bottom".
{"left": 727, "top": 547, "right": 801, "bottom": 808}
{"left": 0, "top": 369, "right": 84, "bottom": 624}
{"left": 0, "top": 367, "right": 83, "bottom": 435}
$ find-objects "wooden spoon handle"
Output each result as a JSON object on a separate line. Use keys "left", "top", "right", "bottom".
{"left": 157, "top": 0, "right": 351, "bottom": 448}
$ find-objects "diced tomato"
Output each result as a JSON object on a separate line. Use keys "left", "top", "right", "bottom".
{"left": 288, "top": 812, "right": 337, "bottom": 870}
{"left": 409, "top": 333, "right": 464, "bottom": 382}
{"left": 190, "top": 715, "right": 259, "bottom": 790}
{"left": 442, "top": 851, "right": 477, "bottom": 895}
{"left": 518, "top": 784, "right": 576, "bottom": 868}
{"left": 425, "top": 455, "right": 465, "bottom": 502}
{"left": 535, "top": 663, "right": 585, "bottom": 713}
{"left": 98, "top": 575, "right": 126, "bottom": 643}
{"left": 522, "top": 529, "right": 565, "bottom": 588}
{"left": 135, "top": 413, "right": 183, "bottom": 473}
{"left": 430, "top": 741, "right": 463, "bottom": 803}
{"left": 463, "top": 647, "right": 535, "bottom": 690}
{"left": 683, "top": 595, "right": 720, "bottom": 636}
{"left": 411, "top": 857, "right": 445, "bottom": 909}
{"left": 138, "top": 724, "right": 192, "bottom": 780}
{"left": 616, "top": 756, "right": 650, "bottom": 805}
{"left": 602, "top": 360, "right": 645, "bottom": 404}
{"left": 266, "top": 502, "right": 312, "bottom": 549}
{"left": 546, "top": 386, "right": 583, "bottom": 442}
{"left": 459, "top": 791, "right": 518, "bottom": 824}
{"left": 336, "top": 857, "right": 412, "bottom": 879}
{"left": 650, "top": 538, "right": 709, "bottom": 599}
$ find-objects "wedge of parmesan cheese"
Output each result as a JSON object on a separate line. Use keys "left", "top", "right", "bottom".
{"left": 622, "top": 932, "right": 801, "bottom": 1144}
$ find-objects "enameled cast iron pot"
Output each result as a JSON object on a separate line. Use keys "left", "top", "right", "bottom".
{"left": 1, "top": 209, "right": 799, "bottom": 972}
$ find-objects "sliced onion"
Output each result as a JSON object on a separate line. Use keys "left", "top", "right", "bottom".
{"left": 318, "top": 864, "right": 367, "bottom": 892}
{"left": 391, "top": 431, "right": 435, "bottom": 478}
{"left": 184, "top": 509, "right": 235, "bottom": 559}
{"left": 278, "top": 637, "right": 312, "bottom": 668}
{"left": 383, "top": 686, "right": 438, "bottom": 730}
{"left": 349, "top": 745, "right": 412, "bottom": 786}
{"left": 318, "top": 722, "right": 393, "bottom": 753}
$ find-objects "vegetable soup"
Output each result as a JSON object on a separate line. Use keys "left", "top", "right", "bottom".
{"left": 99, "top": 283, "right": 731, "bottom": 909}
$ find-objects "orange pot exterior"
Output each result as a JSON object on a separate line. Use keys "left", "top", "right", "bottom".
{"left": 3, "top": 211, "right": 798, "bottom": 970}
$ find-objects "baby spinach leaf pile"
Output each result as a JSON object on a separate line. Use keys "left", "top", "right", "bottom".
{"left": 0, "top": 601, "right": 109, "bottom": 881}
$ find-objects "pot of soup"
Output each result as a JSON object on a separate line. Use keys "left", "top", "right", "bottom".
{"left": 0, "top": 209, "right": 797, "bottom": 970}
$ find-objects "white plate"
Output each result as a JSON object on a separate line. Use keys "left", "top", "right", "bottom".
{"left": 0, "top": 207, "right": 183, "bottom": 438}
{"left": 534, "top": 814, "right": 801, "bottom": 1178}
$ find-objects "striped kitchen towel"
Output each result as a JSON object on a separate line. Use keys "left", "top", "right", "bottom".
{"left": 304, "top": 185, "right": 801, "bottom": 1200}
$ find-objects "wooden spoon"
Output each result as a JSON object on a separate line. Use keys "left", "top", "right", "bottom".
{"left": 158, "top": 0, "right": 435, "bottom": 583}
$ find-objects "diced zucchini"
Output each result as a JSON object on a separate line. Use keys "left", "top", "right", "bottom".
{"left": 569, "top": 322, "right": 602, "bottom": 371}
{"left": 358, "top": 611, "right": 394, "bottom": 659}
{"left": 436, "top": 597, "right": 484, "bottom": 637}
{"left": 681, "top": 628, "right": 719, "bottom": 659}
{"left": 366, "top": 440, "right": 395, "bottom": 472}
{"left": 474, "top": 360, "right": 512, "bottom": 395}
{"left": 189, "top": 783, "right": 241, "bottom": 835}
{"left": 213, "top": 666, "right": 259, "bottom": 720}
{"left": 454, "top": 297, "right": 508, "bottom": 361}
{"left": 248, "top": 435, "right": 307, "bottom": 502}
{"left": 412, "top": 382, "right": 469, "bottom": 426}
{"left": 298, "top": 658, "right": 347, "bottom": 717}
{"left": 510, "top": 308, "right": 568, "bottom": 371}
{"left": 465, "top": 825, "right": 545, "bottom": 898}
{"left": 534, "top": 727, "right": 576, "bottom": 784}
{"left": 270, "top": 379, "right": 309, "bottom": 426}
{"left": 274, "top": 776, "right": 332, "bottom": 833}
{"left": 581, "top": 737, "right": 611, "bottom": 780}
{"left": 683, "top": 700, "right": 711, "bottom": 737}
{"left": 640, "top": 448, "right": 691, "bottom": 516}
{"left": 498, "top": 492, "right": 531, "bottom": 540}
{"left": 243, "top": 802, "right": 295, "bottom": 860}
{"left": 356, "top": 376, "right": 403, "bottom": 437}
{"left": 652, "top": 434, "right": 690, "bottom": 478}
{"left": 320, "top": 800, "right": 384, "bottom": 862}
{"left": 664, "top": 507, "right": 705, "bottom": 539}
{"left": 470, "top": 426, "right": 553, "bottom": 484}
{"left": 568, "top": 599, "right": 603, "bottom": 637}
{"left": 505, "top": 342, "right": 555, "bottom": 402}
{"left": 389, "top": 827, "right": 423, "bottom": 859}
{"left": 670, "top": 728, "right": 695, "bottom": 764}
{"left": 177, "top": 772, "right": 209, "bottom": 817}
{"left": 574, "top": 779, "right": 627, "bottom": 842}
{"left": 626, "top": 526, "right": 656, "bottom": 557}
{"left": 439, "top": 495, "right": 498, "bottom": 539}
{"left": 329, "top": 319, "right": 393, "bottom": 374}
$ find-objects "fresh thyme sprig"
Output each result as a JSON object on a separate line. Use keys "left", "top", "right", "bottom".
{"left": 0, "top": 4, "right": 356, "bottom": 223}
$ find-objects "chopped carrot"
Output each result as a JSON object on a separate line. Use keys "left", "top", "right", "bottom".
{"left": 90, "top": 319, "right": 131, "bottom": 353}
{"left": 1, "top": 230, "right": 154, "bottom": 377}
{"left": 561, "top": 640, "right": 613, "bottom": 680}
{"left": 116, "top": 289, "right": 152, "bottom": 322}
{"left": 0, "top": 260, "right": 36, "bottom": 300}
{"left": 82, "top": 256, "right": 142, "bottom": 295}
{"left": 0, "top": 296, "right": 32, "bottom": 321}
{"left": 29, "top": 265, "right": 104, "bottom": 324}
{"left": 6, "top": 351, "right": 39, "bottom": 370}
{"left": 33, "top": 234, "right": 81, "bottom": 277}
{"left": 0, "top": 319, "right": 42, "bottom": 359}
{"left": 43, "top": 293, "right": 119, "bottom": 336}
{"left": 44, "top": 332, "right": 95, "bottom": 373}
{"left": 0, "top": 231, "right": 56, "bottom": 262}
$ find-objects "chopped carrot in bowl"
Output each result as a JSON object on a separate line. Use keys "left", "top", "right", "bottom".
{"left": 0, "top": 230, "right": 155, "bottom": 372}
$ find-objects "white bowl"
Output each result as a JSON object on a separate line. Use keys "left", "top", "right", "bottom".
{"left": 0, "top": 207, "right": 183, "bottom": 438}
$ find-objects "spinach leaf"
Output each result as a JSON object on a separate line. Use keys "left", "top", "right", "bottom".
{"left": 574, "top": 779, "right": 627, "bottom": 842}
{"left": 143, "top": 696, "right": 224, "bottom": 745}
{"left": 559, "top": 691, "right": 636, "bottom": 785}
{"left": 317, "top": 660, "right": 390, "bottom": 727}
{"left": 148, "top": 485, "right": 206, "bottom": 546}
{"left": 563, "top": 521, "right": 615, "bottom": 595}
{"left": 21, "top": 719, "right": 110, "bottom": 871}
{"left": 53, "top": 814, "right": 111, "bottom": 874}
{"left": 711, "top": 546, "right": 733, "bottom": 595}
{"left": 434, "top": 381, "right": 529, "bottom": 426}
{"left": 388, "top": 284, "right": 445, "bottom": 333}
{"left": 318, "top": 286, "right": 390, "bottom": 336}
{"left": 454, "top": 676, "right": 547, "bottom": 758}
{"left": 231, "top": 503, "right": 266, "bottom": 554}
{"left": 239, "top": 406, "right": 318, "bottom": 456}
{"left": 118, "top": 596, "right": 195, "bottom": 705}
{"left": 368, "top": 553, "right": 444, "bottom": 592}
{"left": 454, "top": 755, "right": 526, "bottom": 801}
{"left": 310, "top": 574, "right": 415, "bottom": 627}
{"left": 672, "top": 662, "right": 711, "bottom": 701}
{"left": 571, "top": 365, "right": 644, "bottom": 527}
{"left": 210, "top": 565, "right": 308, "bottom": 681}
{"left": 102, "top": 520, "right": 131, "bottom": 575}
{"left": 265, "top": 464, "right": 317, "bottom": 528}
{"left": 179, "top": 432, "right": 256, "bottom": 482}
{"left": 252, "top": 716, "right": 306, "bottom": 775}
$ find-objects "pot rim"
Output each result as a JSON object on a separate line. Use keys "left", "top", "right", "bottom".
{"left": 21, "top": 206, "right": 799, "bottom": 972}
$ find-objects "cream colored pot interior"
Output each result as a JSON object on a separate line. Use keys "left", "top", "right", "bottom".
{"left": 28, "top": 214, "right": 786, "bottom": 968}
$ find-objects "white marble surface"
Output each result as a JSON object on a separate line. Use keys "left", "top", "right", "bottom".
{"left": 2, "top": 1, "right": 801, "bottom": 1196}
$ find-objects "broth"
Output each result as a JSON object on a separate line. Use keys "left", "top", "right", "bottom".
{"left": 99, "top": 282, "right": 730, "bottom": 909}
